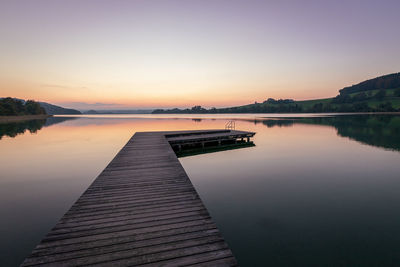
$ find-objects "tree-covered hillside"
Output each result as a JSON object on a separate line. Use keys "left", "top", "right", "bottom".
{"left": 0, "top": 98, "right": 46, "bottom": 116}
{"left": 153, "top": 72, "right": 400, "bottom": 114}
{"left": 339, "top": 72, "right": 400, "bottom": 95}
{"left": 38, "top": 102, "right": 81, "bottom": 115}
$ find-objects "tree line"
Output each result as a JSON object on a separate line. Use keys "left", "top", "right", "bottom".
{"left": 153, "top": 102, "right": 399, "bottom": 114}
{"left": 339, "top": 72, "right": 400, "bottom": 95}
{"left": 0, "top": 98, "right": 47, "bottom": 116}
{"left": 153, "top": 73, "right": 400, "bottom": 114}
{"left": 153, "top": 92, "right": 400, "bottom": 113}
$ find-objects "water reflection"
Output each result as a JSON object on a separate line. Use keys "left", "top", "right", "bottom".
{"left": 250, "top": 114, "right": 400, "bottom": 152}
{"left": 179, "top": 115, "right": 400, "bottom": 266}
{"left": 1, "top": 114, "right": 400, "bottom": 266}
{"left": 43, "top": 116, "right": 78, "bottom": 127}
{"left": 0, "top": 119, "right": 46, "bottom": 139}
{"left": 2, "top": 114, "right": 399, "bottom": 153}
{"left": 0, "top": 117, "right": 77, "bottom": 140}
{"left": 176, "top": 142, "right": 255, "bottom": 158}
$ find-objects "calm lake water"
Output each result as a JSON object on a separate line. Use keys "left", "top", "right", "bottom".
{"left": 1, "top": 114, "right": 400, "bottom": 266}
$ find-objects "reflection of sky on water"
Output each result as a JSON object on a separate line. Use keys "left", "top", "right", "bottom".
{"left": 0, "top": 114, "right": 399, "bottom": 266}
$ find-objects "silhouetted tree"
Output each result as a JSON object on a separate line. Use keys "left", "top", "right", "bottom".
{"left": 0, "top": 98, "right": 46, "bottom": 116}
{"left": 339, "top": 72, "right": 400, "bottom": 95}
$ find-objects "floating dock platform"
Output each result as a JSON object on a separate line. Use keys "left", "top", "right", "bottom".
{"left": 22, "top": 129, "right": 255, "bottom": 267}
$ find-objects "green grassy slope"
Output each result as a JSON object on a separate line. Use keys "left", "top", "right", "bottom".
{"left": 216, "top": 90, "right": 400, "bottom": 113}
{"left": 153, "top": 73, "right": 400, "bottom": 113}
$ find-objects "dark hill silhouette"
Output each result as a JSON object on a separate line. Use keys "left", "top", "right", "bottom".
{"left": 153, "top": 72, "right": 400, "bottom": 114}
{"left": 339, "top": 72, "right": 400, "bottom": 95}
{"left": 0, "top": 98, "right": 81, "bottom": 115}
{"left": 38, "top": 102, "right": 81, "bottom": 115}
{"left": 0, "top": 98, "right": 46, "bottom": 116}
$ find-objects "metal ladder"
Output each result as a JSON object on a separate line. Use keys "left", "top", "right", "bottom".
{"left": 225, "top": 120, "right": 235, "bottom": 130}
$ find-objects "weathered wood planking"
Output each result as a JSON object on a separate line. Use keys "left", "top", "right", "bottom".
{"left": 22, "top": 130, "right": 255, "bottom": 266}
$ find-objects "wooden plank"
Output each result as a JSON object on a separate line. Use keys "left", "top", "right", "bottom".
{"left": 24, "top": 234, "right": 225, "bottom": 266}
{"left": 31, "top": 224, "right": 218, "bottom": 257}
{"left": 48, "top": 208, "right": 208, "bottom": 236}
{"left": 53, "top": 206, "right": 207, "bottom": 232}
{"left": 93, "top": 244, "right": 233, "bottom": 267}
{"left": 21, "top": 130, "right": 253, "bottom": 266}
{"left": 61, "top": 200, "right": 204, "bottom": 222}
{"left": 44, "top": 213, "right": 211, "bottom": 241}
{"left": 35, "top": 218, "right": 216, "bottom": 249}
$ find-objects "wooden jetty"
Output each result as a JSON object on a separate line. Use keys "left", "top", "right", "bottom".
{"left": 22, "top": 129, "right": 255, "bottom": 267}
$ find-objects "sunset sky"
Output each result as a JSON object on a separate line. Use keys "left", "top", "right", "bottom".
{"left": 1, "top": 0, "right": 399, "bottom": 110}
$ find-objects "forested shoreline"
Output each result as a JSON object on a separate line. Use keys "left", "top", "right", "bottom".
{"left": 0, "top": 98, "right": 46, "bottom": 116}
{"left": 153, "top": 73, "right": 400, "bottom": 114}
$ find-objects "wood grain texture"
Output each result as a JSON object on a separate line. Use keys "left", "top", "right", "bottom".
{"left": 21, "top": 130, "right": 254, "bottom": 266}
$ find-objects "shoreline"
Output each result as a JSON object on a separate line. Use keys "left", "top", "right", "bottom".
{"left": 0, "top": 115, "right": 52, "bottom": 123}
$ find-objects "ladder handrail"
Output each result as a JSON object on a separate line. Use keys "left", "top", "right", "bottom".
{"left": 225, "top": 120, "right": 235, "bottom": 130}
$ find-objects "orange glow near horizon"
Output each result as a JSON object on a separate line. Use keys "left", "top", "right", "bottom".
{"left": 1, "top": 1, "right": 399, "bottom": 110}
{"left": 0, "top": 116, "right": 337, "bottom": 185}
{"left": 1, "top": 77, "right": 342, "bottom": 109}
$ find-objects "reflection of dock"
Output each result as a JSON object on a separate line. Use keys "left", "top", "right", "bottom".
{"left": 22, "top": 129, "right": 255, "bottom": 266}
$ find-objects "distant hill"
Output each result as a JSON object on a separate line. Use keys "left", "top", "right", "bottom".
{"left": 82, "top": 109, "right": 153, "bottom": 114}
{"left": 0, "top": 97, "right": 46, "bottom": 116}
{"left": 0, "top": 97, "right": 82, "bottom": 115}
{"left": 339, "top": 72, "right": 400, "bottom": 95}
{"left": 38, "top": 102, "right": 81, "bottom": 115}
{"left": 153, "top": 72, "right": 400, "bottom": 114}
{"left": 84, "top": 110, "right": 99, "bottom": 114}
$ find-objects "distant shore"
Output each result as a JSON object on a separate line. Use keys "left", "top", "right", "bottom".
{"left": 0, "top": 114, "right": 52, "bottom": 123}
